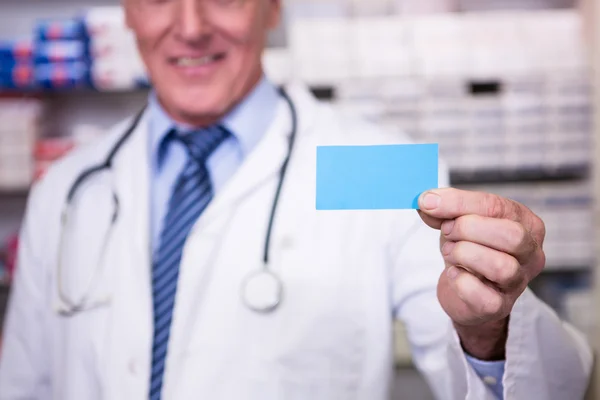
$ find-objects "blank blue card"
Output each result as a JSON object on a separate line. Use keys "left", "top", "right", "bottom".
{"left": 316, "top": 144, "right": 439, "bottom": 210}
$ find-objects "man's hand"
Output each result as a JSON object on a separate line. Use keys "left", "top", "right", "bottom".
{"left": 417, "top": 188, "right": 546, "bottom": 361}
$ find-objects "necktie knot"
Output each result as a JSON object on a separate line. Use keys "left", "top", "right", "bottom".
{"left": 172, "top": 125, "right": 231, "bottom": 164}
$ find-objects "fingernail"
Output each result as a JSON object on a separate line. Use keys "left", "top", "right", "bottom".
{"left": 442, "top": 220, "right": 455, "bottom": 236}
{"left": 420, "top": 192, "right": 441, "bottom": 210}
{"left": 442, "top": 241, "right": 456, "bottom": 256}
{"left": 447, "top": 266, "right": 460, "bottom": 280}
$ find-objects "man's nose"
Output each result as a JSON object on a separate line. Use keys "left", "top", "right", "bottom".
{"left": 176, "top": 0, "right": 211, "bottom": 42}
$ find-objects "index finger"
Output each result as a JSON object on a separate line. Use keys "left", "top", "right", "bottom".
{"left": 418, "top": 188, "right": 525, "bottom": 222}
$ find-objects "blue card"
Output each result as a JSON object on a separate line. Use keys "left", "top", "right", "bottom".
{"left": 316, "top": 144, "right": 439, "bottom": 210}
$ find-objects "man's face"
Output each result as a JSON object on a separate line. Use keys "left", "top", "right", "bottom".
{"left": 124, "top": 0, "right": 281, "bottom": 126}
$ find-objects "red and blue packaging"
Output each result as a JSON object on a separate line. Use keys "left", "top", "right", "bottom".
{"left": 35, "top": 62, "right": 91, "bottom": 90}
{"left": 0, "top": 40, "right": 35, "bottom": 90}
{"left": 0, "top": 18, "right": 112, "bottom": 91}
{"left": 0, "top": 40, "right": 33, "bottom": 64}
{"left": 35, "top": 18, "right": 88, "bottom": 42}
{"left": 32, "top": 18, "right": 92, "bottom": 90}
{"left": 34, "top": 41, "right": 90, "bottom": 64}
{"left": 0, "top": 64, "right": 35, "bottom": 90}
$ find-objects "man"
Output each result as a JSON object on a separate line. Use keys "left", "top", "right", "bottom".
{"left": 0, "top": 0, "right": 592, "bottom": 399}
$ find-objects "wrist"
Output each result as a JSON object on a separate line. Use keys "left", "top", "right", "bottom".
{"left": 454, "top": 317, "right": 509, "bottom": 361}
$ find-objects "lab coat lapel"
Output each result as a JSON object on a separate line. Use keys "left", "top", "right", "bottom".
{"left": 102, "top": 112, "right": 154, "bottom": 398}
{"left": 114, "top": 112, "right": 152, "bottom": 281}
{"left": 163, "top": 93, "right": 293, "bottom": 373}
{"left": 164, "top": 84, "right": 319, "bottom": 373}
{"left": 206, "top": 97, "right": 291, "bottom": 216}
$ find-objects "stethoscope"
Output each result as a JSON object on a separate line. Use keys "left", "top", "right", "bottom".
{"left": 56, "top": 87, "right": 297, "bottom": 316}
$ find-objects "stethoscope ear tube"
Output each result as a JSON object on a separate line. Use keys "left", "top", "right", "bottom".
{"left": 56, "top": 108, "right": 144, "bottom": 316}
{"left": 65, "top": 107, "right": 146, "bottom": 204}
{"left": 56, "top": 181, "right": 119, "bottom": 317}
{"left": 262, "top": 88, "right": 298, "bottom": 265}
{"left": 66, "top": 165, "right": 109, "bottom": 203}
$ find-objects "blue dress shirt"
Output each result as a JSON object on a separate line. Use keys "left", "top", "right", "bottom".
{"left": 146, "top": 76, "right": 505, "bottom": 399}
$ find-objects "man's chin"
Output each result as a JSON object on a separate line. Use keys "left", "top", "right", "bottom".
{"left": 157, "top": 84, "right": 234, "bottom": 126}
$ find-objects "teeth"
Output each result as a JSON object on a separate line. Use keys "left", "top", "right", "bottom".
{"left": 177, "top": 56, "right": 216, "bottom": 67}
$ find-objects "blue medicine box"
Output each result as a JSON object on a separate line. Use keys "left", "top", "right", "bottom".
{"left": 34, "top": 41, "right": 90, "bottom": 64}
{"left": 0, "top": 64, "right": 36, "bottom": 90}
{"left": 35, "top": 18, "right": 89, "bottom": 42}
{"left": 35, "top": 62, "right": 91, "bottom": 90}
{"left": 0, "top": 40, "right": 33, "bottom": 64}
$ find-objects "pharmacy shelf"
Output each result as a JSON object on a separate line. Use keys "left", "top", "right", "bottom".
{"left": 0, "top": 85, "right": 335, "bottom": 100}
{"left": 0, "top": 87, "right": 148, "bottom": 98}
{"left": 0, "top": 282, "right": 9, "bottom": 333}
{"left": 588, "top": 0, "right": 600, "bottom": 395}
{"left": 309, "top": 86, "right": 336, "bottom": 101}
{"left": 0, "top": 188, "right": 30, "bottom": 197}
{"left": 544, "top": 263, "right": 593, "bottom": 272}
{"left": 450, "top": 164, "right": 590, "bottom": 185}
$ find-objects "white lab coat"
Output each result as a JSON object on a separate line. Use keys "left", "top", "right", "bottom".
{"left": 0, "top": 83, "right": 592, "bottom": 400}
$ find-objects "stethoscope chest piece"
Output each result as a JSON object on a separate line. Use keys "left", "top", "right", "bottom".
{"left": 241, "top": 269, "right": 283, "bottom": 313}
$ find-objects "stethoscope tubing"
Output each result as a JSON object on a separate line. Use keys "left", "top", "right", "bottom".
{"left": 57, "top": 87, "right": 297, "bottom": 315}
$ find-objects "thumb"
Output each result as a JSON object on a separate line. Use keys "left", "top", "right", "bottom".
{"left": 417, "top": 209, "right": 444, "bottom": 230}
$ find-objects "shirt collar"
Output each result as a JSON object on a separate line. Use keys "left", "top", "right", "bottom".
{"left": 148, "top": 75, "right": 280, "bottom": 170}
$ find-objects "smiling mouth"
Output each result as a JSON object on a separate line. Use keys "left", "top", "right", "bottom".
{"left": 173, "top": 53, "right": 226, "bottom": 67}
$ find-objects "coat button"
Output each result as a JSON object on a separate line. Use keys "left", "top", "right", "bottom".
{"left": 128, "top": 359, "right": 139, "bottom": 376}
{"left": 280, "top": 235, "right": 294, "bottom": 249}
{"left": 483, "top": 376, "right": 498, "bottom": 386}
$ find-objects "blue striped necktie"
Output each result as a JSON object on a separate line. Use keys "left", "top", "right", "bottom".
{"left": 149, "top": 126, "right": 230, "bottom": 400}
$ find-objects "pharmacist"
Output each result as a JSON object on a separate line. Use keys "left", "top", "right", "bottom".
{"left": 0, "top": 0, "right": 592, "bottom": 399}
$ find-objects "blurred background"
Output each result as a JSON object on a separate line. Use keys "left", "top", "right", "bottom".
{"left": 0, "top": 0, "right": 599, "bottom": 398}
